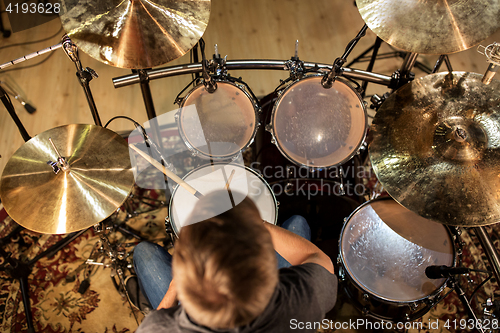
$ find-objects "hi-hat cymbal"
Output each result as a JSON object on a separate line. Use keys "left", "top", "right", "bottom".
{"left": 59, "top": 0, "right": 211, "bottom": 69}
{"left": 356, "top": 0, "right": 500, "bottom": 54}
{"left": 0, "top": 124, "right": 135, "bottom": 234}
{"left": 369, "top": 72, "right": 500, "bottom": 226}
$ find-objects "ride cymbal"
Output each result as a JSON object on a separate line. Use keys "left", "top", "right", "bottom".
{"left": 356, "top": 0, "right": 500, "bottom": 54}
{"left": 0, "top": 124, "right": 134, "bottom": 234}
{"left": 369, "top": 72, "right": 500, "bottom": 226}
{"left": 59, "top": 0, "right": 211, "bottom": 69}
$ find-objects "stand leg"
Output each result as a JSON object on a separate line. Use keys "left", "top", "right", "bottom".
{"left": 451, "top": 278, "right": 485, "bottom": 333}
{"left": 0, "top": 228, "right": 86, "bottom": 332}
{"left": 19, "top": 275, "right": 35, "bottom": 333}
{"left": 0, "top": 86, "right": 31, "bottom": 142}
{"left": 361, "top": 37, "right": 383, "bottom": 98}
{"left": 474, "top": 226, "right": 500, "bottom": 284}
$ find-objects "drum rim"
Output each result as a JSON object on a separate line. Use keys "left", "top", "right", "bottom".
{"left": 168, "top": 162, "right": 278, "bottom": 236}
{"left": 268, "top": 74, "right": 368, "bottom": 170}
{"left": 338, "top": 196, "right": 457, "bottom": 304}
{"left": 177, "top": 80, "right": 260, "bottom": 160}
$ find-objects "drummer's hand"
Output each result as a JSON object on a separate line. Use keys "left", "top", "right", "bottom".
{"left": 157, "top": 279, "right": 177, "bottom": 310}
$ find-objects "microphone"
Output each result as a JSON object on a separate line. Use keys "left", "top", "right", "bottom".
{"left": 425, "top": 265, "right": 471, "bottom": 279}
{"left": 478, "top": 42, "right": 500, "bottom": 85}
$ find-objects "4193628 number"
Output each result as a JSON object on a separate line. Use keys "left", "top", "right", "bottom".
{"left": 6, "top": 2, "right": 60, "bottom": 14}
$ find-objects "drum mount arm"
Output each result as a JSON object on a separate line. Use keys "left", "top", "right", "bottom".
{"left": 322, "top": 24, "right": 368, "bottom": 89}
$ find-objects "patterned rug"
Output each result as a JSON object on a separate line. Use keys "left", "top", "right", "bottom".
{"left": 0, "top": 186, "right": 169, "bottom": 333}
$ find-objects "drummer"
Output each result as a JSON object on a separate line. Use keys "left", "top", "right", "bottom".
{"left": 133, "top": 190, "right": 337, "bottom": 332}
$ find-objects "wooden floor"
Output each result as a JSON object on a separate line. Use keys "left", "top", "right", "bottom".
{"left": 0, "top": 0, "right": 499, "bottom": 176}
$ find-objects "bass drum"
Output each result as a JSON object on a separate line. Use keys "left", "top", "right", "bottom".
{"left": 268, "top": 75, "right": 367, "bottom": 169}
{"left": 167, "top": 163, "right": 277, "bottom": 236}
{"left": 177, "top": 80, "right": 259, "bottom": 160}
{"left": 338, "top": 197, "right": 456, "bottom": 322}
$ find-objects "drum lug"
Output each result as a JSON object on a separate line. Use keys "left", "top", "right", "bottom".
{"left": 362, "top": 293, "right": 370, "bottom": 302}
{"left": 270, "top": 137, "right": 276, "bottom": 145}
{"left": 409, "top": 302, "right": 418, "bottom": 311}
{"left": 337, "top": 258, "right": 345, "bottom": 281}
{"left": 265, "top": 124, "right": 272, "bottom": 133}
{"left": 361, "top": 306, "right": 370, "bottom": 316}
{"left": 174, "top": 112, "right": 180, "bottom": 120}
{"left": 165, "top": 217, "right": 174, "bottom": 233}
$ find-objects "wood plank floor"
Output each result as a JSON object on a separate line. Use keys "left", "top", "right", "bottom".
{"left": 0, "top": 0, "right": 499, "bottom": 178}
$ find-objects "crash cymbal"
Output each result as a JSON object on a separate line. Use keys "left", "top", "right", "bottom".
{"left": 356, "top": 0, "right": 500, "bottom": 54}
{"left": 0, "top": 124, "right": 134, "bottom": 234}
{"left": 369, "top": 72, "right": 500, "bottom": 226}
{"left": 59, "top": 0, "right": 211, "bottom": 69}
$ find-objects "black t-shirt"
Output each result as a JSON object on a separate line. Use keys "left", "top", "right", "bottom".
{"left": 136, "top": 263, "right": 338, "bottom": 333}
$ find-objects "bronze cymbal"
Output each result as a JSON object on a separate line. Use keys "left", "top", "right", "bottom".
{"left": 59, "top": 0, "right": 211, "bottom": 69}
{"left": 0, "top": 124, "right": 134, "bottom": 234}
{"left": 369, "top": 72, "right": 500, "bottom": 226}
{"left": 356, "top": 0, "right": 500, "bottom": 54}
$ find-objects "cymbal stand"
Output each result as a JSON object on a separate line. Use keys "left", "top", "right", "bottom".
{"left": 474, "top": 227, "right": 500, "bottom": 286}
{"left": 61, "top": 35, "right": 102, "bottom": 127}
{"left": 0, "top": 227, "right": 87, "bottom": 333}
{"left": 0, "top": 85, "right": 31, "bottom": 141}
{"left": 432, "top": 55, "right": 453, "bottom": 73}
{"left": 447, "top": 274, "right": 485, "bottom": 333}
{"left": 76, "top": 222, "right": 140, "bottom": 324}
{"left": 322, "top": 24, "right": 368, "bottom": 88}
{"left": 388, "top": 52, "right": 418, "bottom": 90}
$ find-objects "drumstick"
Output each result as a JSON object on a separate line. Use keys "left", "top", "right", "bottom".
{"left": 224, "top": 170, "right": 235, "bottom": 190}
{"left": 129, "top": 144, "right": 203, "bottom": 199}
{"left": 223, "top": 169, "right": 236, "bottom": 207}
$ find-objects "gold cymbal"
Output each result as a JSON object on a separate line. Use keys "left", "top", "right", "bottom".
{"left": 0, "top": 124, "right": 134, "bottom": 234}
{"left": 369, "top": 72, "right": 500, "bottom": 226}
{"left": 356, "top": 0, "right": 500, "bottom": 54}
{"left": 59, "top": 0, "right": 211, "bottom": 69}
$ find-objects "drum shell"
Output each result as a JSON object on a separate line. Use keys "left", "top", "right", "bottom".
{"left": 338, "top": 197, "right": 456, "bottom": 322}
{"left": 267, "top": 75, "right": 367, "bottom": 169}
{"left": 177, "top": 80, "right": 260, "bottom": 160}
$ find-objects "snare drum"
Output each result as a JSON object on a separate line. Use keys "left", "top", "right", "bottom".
{"left": 268, "top": 75, "right": 367, "bottom": 169}
{"left": 338, "top": 198, "right": 455, "bottom": 322}
{"left": 177, "top": 81, "right": 259, "bottom": 160}
{"left": 167, "top": 163, "right": 277, "bottom": 236}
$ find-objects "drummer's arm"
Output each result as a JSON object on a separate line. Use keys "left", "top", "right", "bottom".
{"left": 263, "top": 223, "right": 334, "bottom": 274}
{"left": 157, "top": 279, "right": 177, "bottom": 310}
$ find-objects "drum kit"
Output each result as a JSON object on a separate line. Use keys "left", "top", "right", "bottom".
{"left": 0, "top": 0, "right": 500, "bottom": 331}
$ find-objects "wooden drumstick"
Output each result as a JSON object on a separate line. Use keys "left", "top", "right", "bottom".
{"left": 224, "top": 169, "right": 235, "bottom": 190}
{"left": 224, "top": 169, "right": 236, "bottom": 207}
{"left": 129, "top": 144, "right": 203, "bottom": 199}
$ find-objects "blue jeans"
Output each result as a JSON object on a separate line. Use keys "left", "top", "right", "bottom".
{"left": 133, "top": 215, "right": 310, "bottom": 309}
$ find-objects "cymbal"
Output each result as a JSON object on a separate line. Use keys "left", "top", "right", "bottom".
{"left": 59, "top": 0, "right": 211, "bottom": 69}
{"left": 0, "top": 124, "right": 135, "bottom": 234}
{"left": 356, "top": 0, "right": 500, "bottom": 54}
{"left": 369, "top": 72, "right": 500, "bottom": 226}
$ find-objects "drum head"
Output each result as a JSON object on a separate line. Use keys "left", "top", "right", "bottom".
{"left": 340, "top": 199, "right": 454, "bottom": 302}
{"left": 271, "top": 76, "right": 366, "bottom": 168}
{"left": 179, "top": 82, "right": 257, "bottom": 158}
{"left": 169, "top": 164, "right": 277, "bottom": 235}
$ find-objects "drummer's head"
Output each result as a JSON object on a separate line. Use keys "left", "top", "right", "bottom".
{"left": 173, "top": 190, "right": 278, "bottom": 329}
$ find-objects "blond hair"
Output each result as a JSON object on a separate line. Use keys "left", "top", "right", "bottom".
{"left": 173, "top": 191, "right": 278, "bottom": 328}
